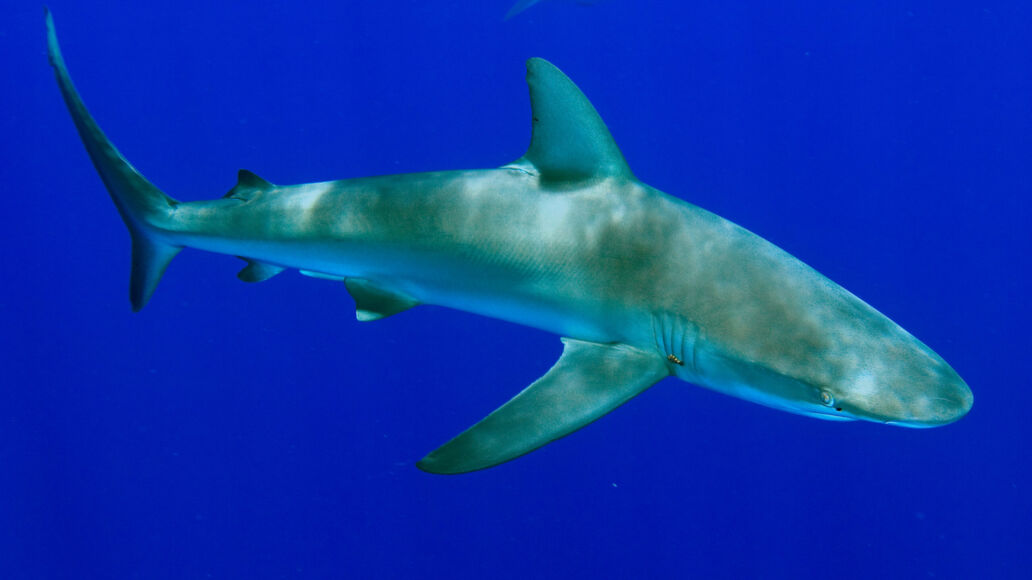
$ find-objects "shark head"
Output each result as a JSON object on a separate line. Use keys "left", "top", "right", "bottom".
{"left": 809, "top": 333, "right": 973, "bottom": 428}
{"left": 683, "top": 296, "right": 973, "bottom": 429}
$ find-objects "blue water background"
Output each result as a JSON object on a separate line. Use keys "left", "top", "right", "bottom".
{"left": 4, "top": 1, "right": 1030, "bottom": 578}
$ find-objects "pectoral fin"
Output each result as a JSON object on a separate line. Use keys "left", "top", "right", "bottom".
{"left": 417, "top": 339, "right": 669, "bottom": 474}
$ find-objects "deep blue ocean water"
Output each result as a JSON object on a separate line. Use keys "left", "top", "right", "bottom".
{"left": 4, "top": 1, "right": 1030, "bottom": 578}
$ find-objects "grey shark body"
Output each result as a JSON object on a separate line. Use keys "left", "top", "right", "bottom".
{"left": 47, "top": 11, "right": 971, "bottom": 474}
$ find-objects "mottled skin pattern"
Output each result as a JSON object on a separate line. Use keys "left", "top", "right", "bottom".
{"left": 162, "top": 164, "right": 970, "bottom": 426}
{"left": 47, "top": 9, "right": 970, "bottom": 473}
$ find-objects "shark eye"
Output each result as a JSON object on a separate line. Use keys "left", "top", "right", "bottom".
{"left": 819, "top": 390, "right": 835, "bottom": 407}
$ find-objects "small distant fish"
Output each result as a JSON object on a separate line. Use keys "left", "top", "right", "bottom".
{"left": 505, "top": 0, "right": 604, "bottom": 20}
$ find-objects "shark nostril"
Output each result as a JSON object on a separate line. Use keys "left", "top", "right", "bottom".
{"left": 934, "top": 392, "right": 973, "bottom": 420}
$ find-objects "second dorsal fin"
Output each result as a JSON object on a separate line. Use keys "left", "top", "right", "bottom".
{"left": 224, "top": 169, "right": 274, "bottom": 200}
{"left": 509, "top": 58, "right": 633, "bottom": 184}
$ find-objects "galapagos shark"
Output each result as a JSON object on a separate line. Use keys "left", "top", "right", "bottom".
{"left": 46, "top": 10, "right": 972, "bottom": 474}
{"left": 506, "top": 0, "right": 545, "bottom": 19}
{"left": 505, "top": 0, "right": 602, "bottom": 20}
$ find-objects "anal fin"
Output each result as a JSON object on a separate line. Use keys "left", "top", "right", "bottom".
{"left": 237, "top": 259, "right": 285, "bottom": 283}
{"left": 417, "top": 338, "right": 669, "bottom": 474}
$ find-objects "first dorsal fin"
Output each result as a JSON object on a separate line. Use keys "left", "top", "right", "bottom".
{"left": 509, "top": 58, "right": 633, "bottom": 184}
{"left": 224, "top": 169, "right": 274, "bottom": 200}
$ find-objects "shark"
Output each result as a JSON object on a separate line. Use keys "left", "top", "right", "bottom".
{"left": 506, "top": 0, "right": 546, "bottom": 19}
{"left": 505, "top": 0, "right": 549, "bottom": 19}
{"left": 505, "top": 0, "right": 603, "bottom": 20}
{"left": 46, "top": 10, "right": 972, "bottom": 474}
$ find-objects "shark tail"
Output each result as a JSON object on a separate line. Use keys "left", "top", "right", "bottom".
{"left": 46, "top": 9, "right": 181, "bottom": 311}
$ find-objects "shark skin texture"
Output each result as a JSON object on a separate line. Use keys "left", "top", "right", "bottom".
{"left": 46, "top": 10, "right": 972, "bottom": 474}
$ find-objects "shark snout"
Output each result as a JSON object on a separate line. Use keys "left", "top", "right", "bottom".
{"left": 830, "top": 341, "right": 972, "bottom": 428}
{"left": 891, "top": 369, "right": 973, "bottom": 427}
{"left": 871, "top": 358, "right": 973, "bottom": 428}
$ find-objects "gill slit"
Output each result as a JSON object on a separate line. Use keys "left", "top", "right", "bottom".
{"left": 653, "top": 313, "right": 700, "bottom": 375}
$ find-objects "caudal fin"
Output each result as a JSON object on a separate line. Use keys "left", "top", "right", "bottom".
{"left": 46, "top": 9, "right": 181, "bottom": 311}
